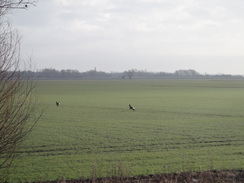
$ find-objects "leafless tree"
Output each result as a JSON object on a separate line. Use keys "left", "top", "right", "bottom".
{"left": 124, "top": 69, "right": 136, "bottom": 79}
{"left": 0, "top": 0, "right": 39, "bottom": 176}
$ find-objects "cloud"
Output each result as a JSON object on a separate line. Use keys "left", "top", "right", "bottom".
{"left": 10, "top": 0, "right": 244, "bottom": 74}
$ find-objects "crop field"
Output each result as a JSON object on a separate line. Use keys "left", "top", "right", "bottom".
{"left": 2, "top": 79, "right": 244, "bottom": 182}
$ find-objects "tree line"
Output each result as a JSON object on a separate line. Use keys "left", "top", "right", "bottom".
{"left": 22, "top": 68, "right": 244, "bottom": 80}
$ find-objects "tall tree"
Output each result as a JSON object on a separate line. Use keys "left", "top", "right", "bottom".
{"left": 0, "top": 0, "right": 39, "bottom": 178}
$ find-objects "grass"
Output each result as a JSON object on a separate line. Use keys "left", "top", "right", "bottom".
{"left": 1, "top": 79, "right": 244, "bottom": 182}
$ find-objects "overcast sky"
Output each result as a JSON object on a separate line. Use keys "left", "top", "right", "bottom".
{"left": 11, "top": 0, "right": 244, "bottom": 74}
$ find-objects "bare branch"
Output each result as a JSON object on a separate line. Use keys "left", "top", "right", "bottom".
{"left": 0, "top": 0, "right": 38, "bottom": 16}
{"left": 0, "top": 0, "right": 40, "bottom": 177}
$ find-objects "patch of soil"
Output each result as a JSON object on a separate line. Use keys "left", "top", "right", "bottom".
{"left": 36, "top": 170, "right": 244, "bottom": 183}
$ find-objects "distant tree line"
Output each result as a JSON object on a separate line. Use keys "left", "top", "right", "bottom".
{"left": 20, "top": 68, "right": 244, "bottom": 80}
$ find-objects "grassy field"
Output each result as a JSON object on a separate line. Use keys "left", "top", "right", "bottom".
{"left": 2, "top": 79, "right": 244, "bottom": 182}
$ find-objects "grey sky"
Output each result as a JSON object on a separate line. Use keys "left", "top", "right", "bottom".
{"left": 11, "top": 0, "right": 244, "bottom": 74}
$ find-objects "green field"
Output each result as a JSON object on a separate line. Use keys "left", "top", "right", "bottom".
{"left": 2, "top": 79, "right": 244, "bottom": 182}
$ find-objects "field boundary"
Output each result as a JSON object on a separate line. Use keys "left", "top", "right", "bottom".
{"left": 35, "top": 170, "right": 244, "bottom": 183}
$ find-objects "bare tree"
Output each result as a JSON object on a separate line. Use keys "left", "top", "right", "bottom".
{"left": 0, "top": 0, "right": 39, "bottom": 176}
{"left": 124, "top": 69, "right": 136, "bottom": 79}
